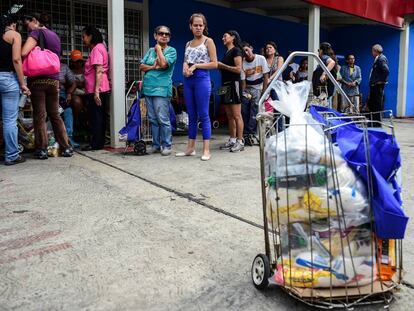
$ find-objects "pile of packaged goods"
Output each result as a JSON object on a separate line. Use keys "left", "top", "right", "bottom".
{"left": 264, "top": 81, "right": 384, "bottom": 288}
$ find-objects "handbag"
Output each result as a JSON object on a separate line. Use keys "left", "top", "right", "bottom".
{"left": 23, "top": 30, "right": 60, "bottom": 77}
{"left": 217, "top": 84, "right": 233, "bottom": 103}
{"left": 217, "top": 85, "right": 231, "bottom": 96}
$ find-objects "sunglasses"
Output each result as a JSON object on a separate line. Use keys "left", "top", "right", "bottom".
{"left": 157, "top": 31, "right": 170, "bottom": 37}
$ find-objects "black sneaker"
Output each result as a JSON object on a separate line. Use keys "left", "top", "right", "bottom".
{"left": 61, "top": 148, "right": 74, "bottom": 157}
{"left": 5, "top": 155, "right": 26, "bottom": 166}
{"left": 34, "top": 149, "right": 48, "bottom": 160}
{"left": 243, "top": 135, "right": 253, "bottom": 146}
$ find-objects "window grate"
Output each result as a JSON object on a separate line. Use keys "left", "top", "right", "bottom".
{"left": 1, "top": 0, "right": 143, "bottom": 82}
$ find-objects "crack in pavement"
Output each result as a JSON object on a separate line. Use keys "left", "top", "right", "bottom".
{"left": 76, "top": 151, "right": 264, "bottom": 231}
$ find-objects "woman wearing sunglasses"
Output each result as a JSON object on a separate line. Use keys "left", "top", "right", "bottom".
{"left": 139, "top": 25, "right": 177, "bottom": 156}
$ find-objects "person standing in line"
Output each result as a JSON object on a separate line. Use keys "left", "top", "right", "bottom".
{"left": 59, "top": 58, "right": 79, "bottom": 148}
{"left": 295, "top": 58, "right": 308, "bottom": 83}
{"left": 240, "top": 41, "right": 269, "bottom": 146}
{"left": 288, "top": 51, "right": 300, "bottom": 73}
{"left": 176, "top": 13, "right": 217, "bottom": 161}
{"left": 312, "top": 42, "right": 337, "bottom": 104}
{"left": 217, "top": 30, "right": 244, "bottom": 153}
{"left": 22, "top": 12, "right": 73, "bottom": 159}
{"left": 0, "top": 14, "right": 30, "bottom": 165}
{"left": 68, "top": 49, "right": 86, "bottom": 131}
{"left": 81, "top": 26, "right": 111, "bottom": 150}
{"left": 339, "top": 54, "right": 362, "bottom": 113}
{"left": 263, "top": 41, "right": 283, "bottom": 81}
{"left": 139, "top": 25, "right": 177, "bottom": 156}
{"left": 282, "top": 51, "right": 298, "bottom": 82}
{"left": 367, "top": 44, "right": 389, "bottom": 127}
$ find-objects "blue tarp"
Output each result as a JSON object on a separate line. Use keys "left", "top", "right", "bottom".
{"left": 309, "top": 106, "right": 408, "bottom": 239}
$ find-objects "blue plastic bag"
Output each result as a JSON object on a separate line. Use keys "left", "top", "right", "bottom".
{"left": 310, "top": 106, "right": 408, "bottom": 239}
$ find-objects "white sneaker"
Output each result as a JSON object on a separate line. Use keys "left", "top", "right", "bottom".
{"left": 147, "top": 147, "right": 161, "bottom": 155}
{"left": 161, "top": 147, "right": 172, "bottom": 156}
{"left": 230, "top": 141, "right": 245, "bottom": 153}
{"left": 219, "top": 139, "right": 235, "bottom": 150}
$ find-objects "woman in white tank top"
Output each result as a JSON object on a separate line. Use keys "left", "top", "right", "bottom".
{"left": 176, "top": 13, "right": 217, "bottom": 161}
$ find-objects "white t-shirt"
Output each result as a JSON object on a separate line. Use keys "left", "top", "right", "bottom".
{"left": 241, "top": 54, "right": 270, "bottom": 90}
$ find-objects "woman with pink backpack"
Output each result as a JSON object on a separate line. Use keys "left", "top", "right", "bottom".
{"left": 22, "top": 12, "right": 73, "bottom": 159}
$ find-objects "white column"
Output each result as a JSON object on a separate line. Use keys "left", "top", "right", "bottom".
{"left": 308, "top": 5, "right": 320, "bottom": 80}
{"left": 108, "top": 0, "right": 125, "bottom": 147}
{"left": 397, "top": 21, "right": 410, "bottom": 117}
{"left": 142, "top": 0, "right": 150, "bottom": 54}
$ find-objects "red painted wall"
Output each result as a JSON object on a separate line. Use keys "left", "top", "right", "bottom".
{"left": 304, "top": 0, "right": 414, "bottom": 28}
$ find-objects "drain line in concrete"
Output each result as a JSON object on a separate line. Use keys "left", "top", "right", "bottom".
{"left": 77, "top": 151, "right": 264, "bottom": 230}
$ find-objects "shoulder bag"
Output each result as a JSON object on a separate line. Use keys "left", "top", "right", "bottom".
{"left": 23, "top": 30, "right": 60, "bottom": 77}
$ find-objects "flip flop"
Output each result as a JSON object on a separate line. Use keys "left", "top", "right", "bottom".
{"left": 175, "top": 150, "right": 196, "bottom": 157}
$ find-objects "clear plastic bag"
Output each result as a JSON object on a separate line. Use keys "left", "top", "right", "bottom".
{"left": 264, "top": 81, "right": 375, "bottom": 289}
{"left": 275, "top": 223, "right": 376, "bottom": 288}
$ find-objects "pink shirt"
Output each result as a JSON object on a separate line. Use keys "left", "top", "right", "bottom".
{"left": 84, "top": 43, "right": 110, "bottom": 94}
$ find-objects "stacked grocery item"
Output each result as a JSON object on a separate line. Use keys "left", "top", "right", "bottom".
{"left": 264, "top": 81, "right": 380, "bottom": 288}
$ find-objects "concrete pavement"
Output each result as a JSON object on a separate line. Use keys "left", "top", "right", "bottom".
{"left": 1, "top": 120, "right": 414, "bottom": 310}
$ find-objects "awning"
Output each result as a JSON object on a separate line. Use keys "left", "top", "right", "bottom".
{"left": 304, "top": 0, "right": 414, "bottom": 28}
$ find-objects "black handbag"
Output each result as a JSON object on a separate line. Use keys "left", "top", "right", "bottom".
{"left": 217, "top": 85, "right": 231, "bottom": 96}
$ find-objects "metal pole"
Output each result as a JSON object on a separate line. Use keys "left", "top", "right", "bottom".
{"left": 258, "top": 119, "right": 271, "bottom": 259}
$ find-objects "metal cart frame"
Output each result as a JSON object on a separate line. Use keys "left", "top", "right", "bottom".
{"left": 252, "top": 52, "right": 402, "bottom": 309}
{"left": 122, "top": 80, "right": 152, "bottom": 155}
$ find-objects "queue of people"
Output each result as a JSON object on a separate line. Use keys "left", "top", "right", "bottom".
{"left": 0, "top": 11, "right": 113, "bottom": 165}
{"left": 0, "top": 11, "right": 390, "bottom": 166}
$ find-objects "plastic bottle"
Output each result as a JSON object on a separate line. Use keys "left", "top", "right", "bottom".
{"left": 18, "top": 94, "right": 27, "bottom": 108}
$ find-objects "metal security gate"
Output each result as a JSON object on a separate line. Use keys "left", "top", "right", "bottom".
{"left": 1, "top": 0, "right": 143, "bottom": 82}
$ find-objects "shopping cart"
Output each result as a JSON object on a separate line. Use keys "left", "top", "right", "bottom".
{"left": 251, "top": 51, "right": 404, "bottom": 309}
{"left": 119, "top": 81, "right": 152, "bottom": 155}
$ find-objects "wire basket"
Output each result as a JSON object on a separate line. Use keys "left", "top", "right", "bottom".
{"left": 251, "top": 52, "right": 404, "bottom": 310}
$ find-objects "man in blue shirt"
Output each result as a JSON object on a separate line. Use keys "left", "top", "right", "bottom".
{"left": 339, "top": 54, "right": 362, "bottom": 113}
{"left": 140, "top": 25, "right": 177, "bottom": 155}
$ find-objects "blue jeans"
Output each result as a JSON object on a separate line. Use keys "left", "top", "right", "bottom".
{"left": 0, "top": 72, "right": 20, "bottom": 161}
{"left": 62, "top": 106, "right": 74, "bottom": 138}
{"left": 241, "top": 86, "right": 261, "bottom": 135}
{"left": 184, "top": 69, "right": 211, "bottom": 140}
{"left": 145, "top": 96, "right": 172, "bottom": 149}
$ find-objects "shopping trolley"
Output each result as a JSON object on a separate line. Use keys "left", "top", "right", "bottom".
{"left": 251, "top": 51, "right": 405, "bottom": 309}
{"left": 119, "top": 81, "right": 152, "bottom": 155}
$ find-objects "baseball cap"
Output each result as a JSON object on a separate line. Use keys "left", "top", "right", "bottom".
{"left": 70, "top": 50, "right": 83, "bottom": 61}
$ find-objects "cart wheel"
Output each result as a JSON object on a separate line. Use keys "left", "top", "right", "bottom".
{"left": 133, "top": 140, "right": 146, "bottom": 155}
{"left": 212, "top": 120, "right": 219, "bottom": 129}
{"left": 251, "top": 254, "right": 270, "bottom": 290}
